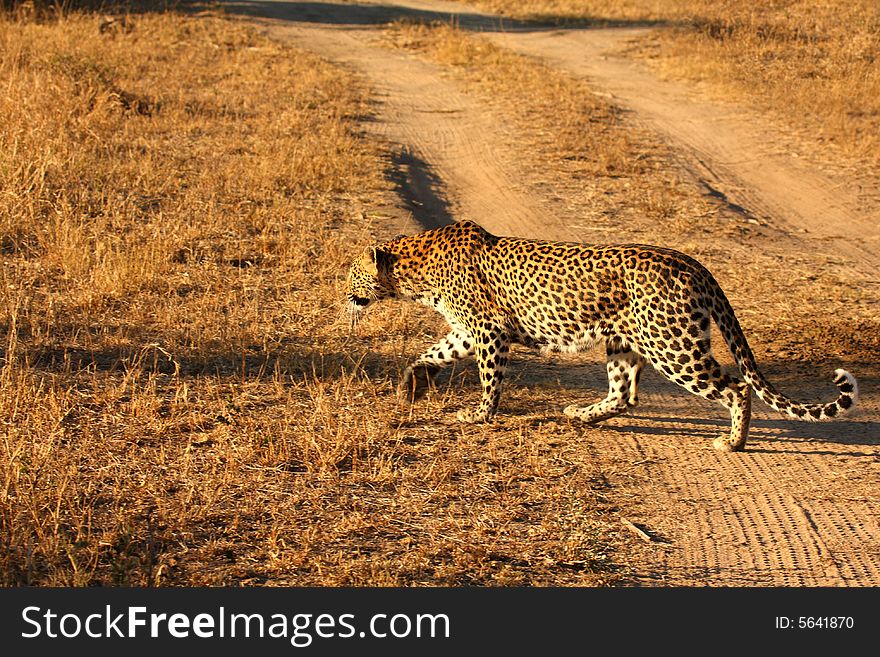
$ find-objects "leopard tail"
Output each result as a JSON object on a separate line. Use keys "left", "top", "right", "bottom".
{"left": 707, "top": 287, "right": 858, "bottom": 421}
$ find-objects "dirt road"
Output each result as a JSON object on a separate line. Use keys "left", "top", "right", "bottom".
{"left": 224, "top": 0, "right": 880, "bottom": 586}
{"left": 487, "top": 26, "right": 880, "bottom": 279}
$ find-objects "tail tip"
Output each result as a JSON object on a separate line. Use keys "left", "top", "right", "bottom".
{"left": 832, "top": 368, "right": 859, "bottom": 408}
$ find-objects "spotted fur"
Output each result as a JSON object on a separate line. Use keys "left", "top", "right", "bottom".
{"left": 345, "top": 220, "right": 859, "bottom": 451}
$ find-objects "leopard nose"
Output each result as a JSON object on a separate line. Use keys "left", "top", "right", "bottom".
{"left": 351, "top": 296, "right": 370, "bottom": 307}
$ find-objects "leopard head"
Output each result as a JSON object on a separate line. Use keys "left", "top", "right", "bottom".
{"left": 344, "top": 246, "right": 397, "bottom": 329}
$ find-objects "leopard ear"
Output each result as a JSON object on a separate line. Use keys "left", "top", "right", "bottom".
{"left": 366, "top": 246, "right": 395, "bottom": 275}
{"left": 364, "top": 246, "right": 379, "bottom": 276}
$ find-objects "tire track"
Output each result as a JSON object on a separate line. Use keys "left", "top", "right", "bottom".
{"left": 483, "top": 25, "right": 880, "bottom": 280}
{"left": 588, "top": 378, "right": 880, "bottom": 586}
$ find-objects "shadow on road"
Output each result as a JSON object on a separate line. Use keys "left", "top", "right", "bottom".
{"left": 387, "top": 148, "right": 454, "bottom": 229}
{"left": 221, "top": 0, "right": 672, "bottom": 32}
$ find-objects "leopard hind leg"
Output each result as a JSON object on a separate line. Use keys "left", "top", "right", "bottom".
{"left": 648, "top": 345, "right": 752, "bottom": 452}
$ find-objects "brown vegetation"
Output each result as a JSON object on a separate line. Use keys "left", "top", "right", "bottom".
{"left": 0, "top": 8, "right": 619, "bottom": 586}
{"left": 382, "top": 20, "right": 712, "bottom": 229}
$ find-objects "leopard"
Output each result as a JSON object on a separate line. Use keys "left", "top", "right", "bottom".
{"left": 344, "top": 220, "right": 859, "bottom": 451}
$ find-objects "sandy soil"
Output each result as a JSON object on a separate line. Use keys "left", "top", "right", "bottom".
{"left": 223, "top": 0, "right": 880, "bottom": 586}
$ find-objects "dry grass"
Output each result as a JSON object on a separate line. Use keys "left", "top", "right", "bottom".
{"left": 4, "top": 2, "right": 877, "bottom": 589}
{"left": 474, "top": 0, "right": 880, "bottom": 167}
{"left": 0, "top": 7, "right": 620, "bottom": 586}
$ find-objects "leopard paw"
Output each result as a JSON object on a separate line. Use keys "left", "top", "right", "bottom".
{"left": 713, "top": 434, "right": 746, "bottom": 452}
{"left": 397, "top": 364, "right": 437, "bottom": 404}
{"left": 456, "top": 408, "right": 490, "bottom": 423}
{"left": 563, "top": 404, "right": 582, "bottom": 420}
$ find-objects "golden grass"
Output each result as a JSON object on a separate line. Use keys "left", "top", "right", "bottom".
{"left": 474, "top": 0, "right": 880, "bottom": 167}
{"left": 0, "top": 7, "right": 620, "bottom": 586}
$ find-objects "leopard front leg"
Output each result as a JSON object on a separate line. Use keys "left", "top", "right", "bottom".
{"left": 456, "top": 327, "right": 510, "bottom": 424}
{"left": 398, "top": 329, "right": 475, "bottom": 403}
{"left": 565, "top": 338, "right": 646, "bottom": 424}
